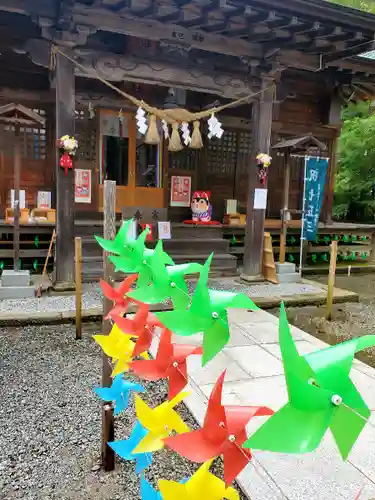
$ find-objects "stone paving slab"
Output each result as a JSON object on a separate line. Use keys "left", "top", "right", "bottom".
{"left": 150, "top": 308, "right": 375, "bottom": 500}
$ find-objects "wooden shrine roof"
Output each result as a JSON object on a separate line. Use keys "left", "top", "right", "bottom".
{"left": 272, "top": 134, "right": 327, "bottom": 152}
{"left": 1, "top": 0, "right": 375, "bottom": 101}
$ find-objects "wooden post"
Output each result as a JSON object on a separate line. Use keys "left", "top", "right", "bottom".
{"left": 55, "top": 50, "right": 75, "bottom": 286}
{"left": 279, "top": 151, "right": 291, "bottom": 264}
{"left": 326, "top": 240, "right": 338, "bottom": 321}
{"left": 101, "top": 180, "right": 116, "bottom": 471}
{"left": 13, "top": 124, "right": 21, "bottom": 271}
{"left": 75, "top": 237, "right": 82, "bottom": 340}
{"left": 241, "top": 79, "right": 274, "bottom": 281}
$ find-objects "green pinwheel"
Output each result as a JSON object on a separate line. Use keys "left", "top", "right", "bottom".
{"left": 156, "top": 254, "right": 258, "bottom": 365}
{"left": 111, "top": 239, "right": 174, "bottom": 288}
{"left": 311, "top": 254, "right": 317, "bottom": 263}
{"left": 289, "top": 236, "right": 296, "bottom": 245}
{"left": 288, "top": 254, "right": 295, "bottom": 263}
{"left": 323, "top": 235, "right": 331, "bottom": 244}
{"left": 95, "top": 219, "right": 136, "bottom": 255}
{"left": 96, "top": 218, "right": 173, "bottom": 278}
{"left": 129, "top": 246, "right": 202, "bottom": 309}
{"left": 244, "top": 303, "right": 375, "bottom": 459}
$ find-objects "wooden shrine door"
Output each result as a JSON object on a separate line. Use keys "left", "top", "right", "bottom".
{"left": 98, "top": 110, "right": 164, "bottom": 213}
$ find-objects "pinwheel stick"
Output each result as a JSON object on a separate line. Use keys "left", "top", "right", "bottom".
{"left": 326, "top": 240, "right": 338, "bottom": 321}
{"left": 101, "top": 180, "right": 117, "bottom": 471}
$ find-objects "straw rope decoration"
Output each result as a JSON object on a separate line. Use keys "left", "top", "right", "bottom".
{"left": 91, "top": 220, "right": 375, "bottom": 499}
{"left": 50, "top": 45, "right": 276, "bottom": 152}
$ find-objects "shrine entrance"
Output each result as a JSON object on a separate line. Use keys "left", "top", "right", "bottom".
{"left": 98, "top": 109, "right": 164, "bottom": 213}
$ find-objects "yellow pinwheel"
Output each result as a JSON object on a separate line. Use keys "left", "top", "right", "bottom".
{"left": 93, "top": 324, "right": 148, "bottom": 377}
{"left": 158, "top": 460, "right": 239, "bottom": 499}
{"left": 132, "top": 392, "right": 190, "bottom": 453}
{"left": 93, "top": 323, "right": 134, "bottom": 357}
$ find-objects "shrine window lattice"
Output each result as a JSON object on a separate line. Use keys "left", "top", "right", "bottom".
{"left": 206, "top": 130, "right": 237, "bottom": 175}
{"left": 0, "top": 108, "right": 47, "bottom": 160}
{"left": 75, "top": 109, "right": 97, "bottom": 163}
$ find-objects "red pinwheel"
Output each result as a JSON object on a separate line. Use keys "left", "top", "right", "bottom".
{"left": 112, "top": 304, "right": 161, "bottom": 357}
{"left": 100, "top": 274, "right": 138, "bottom": 319}
{"left": 164, "top": 370, "right": 274, "bottom": 486}
{"left": 131, "top": 329, "right": 202, "bottom": 400}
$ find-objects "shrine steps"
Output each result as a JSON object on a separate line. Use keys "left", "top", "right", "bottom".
{"left": 78, "top": 223, "right": 238, "bottom": 282}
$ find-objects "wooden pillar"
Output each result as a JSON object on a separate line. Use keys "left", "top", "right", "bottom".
{"left": 241, "top": 80, "right": 274, "bottom": 280}
{"left": 55, "top": 51, "right": 75, "bottom": 286}
{"left": 13, "top": 125, "right": 21, "bottom": 271}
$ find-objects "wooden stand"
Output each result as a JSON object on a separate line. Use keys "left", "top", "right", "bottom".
{"left": 31, "top": 208, "right": 56, "bottom": 223}
{"left": 101, "top": 180, "right": 116, "bottom": 472}
{"left": 5, "top": 208, "right": 29, "bottom": 224}
{"left": 262, "top": 232, "right": 279, "bottom": 284}
{"left": 326, "top": 240, "right": 338, "bottom": 321}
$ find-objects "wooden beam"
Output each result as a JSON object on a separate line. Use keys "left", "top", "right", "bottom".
{"left": 74, "top": 51, "right": 254, "bottom": 98}
{"left": 72, "top": 5, "right": 263, "bottom": 58}
{"left": 0, "top": 0, "right": 54, "bottom": 16}
{"left": 55, "top": 50, "right": 75, "bottom": 286}
{"left": 241, "top": 79, "right": 274, "bottom": 281}
{"left": 323, "top": 40, "right": 374, "bottom": 64}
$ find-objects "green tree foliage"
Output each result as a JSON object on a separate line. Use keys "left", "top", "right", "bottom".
{"left": 329, "top": 0, "right": 375, "bottom": 12}
{"left": 334, "top": 101, "right": 375, "bottom": 220}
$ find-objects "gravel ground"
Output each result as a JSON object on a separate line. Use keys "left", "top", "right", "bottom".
{"left": 277, "top": 273, "right": 375, "bottom": 367}
{"left": 0, "top": 322, "right": 247, "bottom": 500}
{"left": 0, "top": 284, "right": 102, "bottom": 314}
{"left": 0, "top": 278, "right": 322, "bottom": 314}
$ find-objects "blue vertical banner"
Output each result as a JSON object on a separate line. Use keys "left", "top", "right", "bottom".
{"left": 302, "top": 157, "right": 329, "bottom": 241}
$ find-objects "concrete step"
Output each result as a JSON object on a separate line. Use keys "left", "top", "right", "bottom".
{"left": 0, "top": 285, "right": 35, "bottom": 299}
{"left": 275, "top": 262, "right": 297, "bottom": 274}
{"left": 82, "top": 237, "right": 230, "bottom": 256}
{"left": 277, "top": 272, "right": 302, "bottom": 283}
{"left": 82, "top": 266, "right": 238, "bottom": 283}
{"left": 1, "top": 270, "right": 30, "bottom": 287}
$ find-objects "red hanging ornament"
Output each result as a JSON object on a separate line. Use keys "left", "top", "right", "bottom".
{"left": 59, "top": 151, "right": 73, "bottom": 176}
{"left": 258, "top": 166, "right": 268, "bottom": 184}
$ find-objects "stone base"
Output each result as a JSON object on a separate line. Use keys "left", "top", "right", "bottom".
{"left": 276, "top": 262, "right": 301, "bottom": 283}
{"left": 0, "top": 285, "right": 35, "bottom": 299}
{"left": 239, "top": 273, "right": 265, "bottom": 284}
{"left": 275, "top": 262, "right": 296, "bottom": 274}
{"left": 277, "top": 272, "right": 302, "bottom": 284}
{"left": 53, "top": 281, "right": 76, "bottom": 292}
{"left": 1, "top": 270, "right": 30, "bottom": 287}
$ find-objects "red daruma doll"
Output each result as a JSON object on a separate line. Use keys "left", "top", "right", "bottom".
{"left": 191, "top": 191, "right": 212, "bottom": 222}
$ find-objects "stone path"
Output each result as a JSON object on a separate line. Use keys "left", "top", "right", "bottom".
{"left": 151, "top": 308, "right": 375, "bottom": 500}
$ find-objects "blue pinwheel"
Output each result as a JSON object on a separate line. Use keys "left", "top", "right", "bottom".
{"left": 141, "top": 476, "right": 162, "bottom": 500}
{"left": 94, "top": 375, "right": 144, "bottom": 416}
{"left": 109, "top": 421, "right": 153, "bottom": 474}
